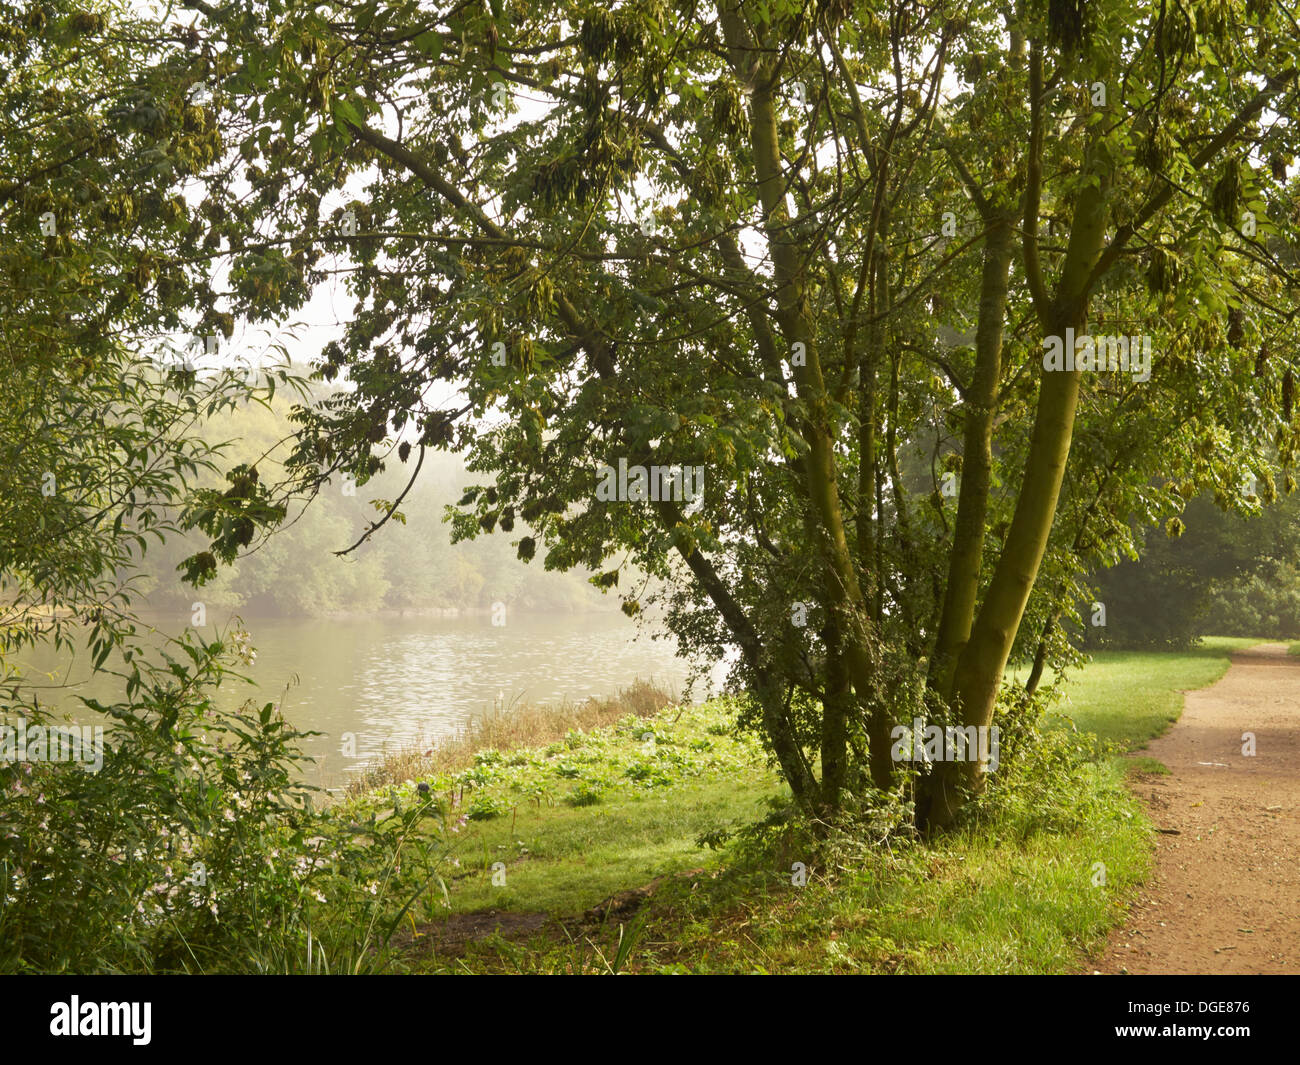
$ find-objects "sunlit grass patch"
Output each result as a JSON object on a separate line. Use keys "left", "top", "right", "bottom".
{"left": 1034, "top": 636, "right": 1262, "bottom": 749}
{"left": 344, "top": 679, "right": 677, "bottom": 797}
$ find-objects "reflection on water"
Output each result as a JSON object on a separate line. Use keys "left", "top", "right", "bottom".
{"left": 23, "top": 611, "right": 729, "bottom": 789}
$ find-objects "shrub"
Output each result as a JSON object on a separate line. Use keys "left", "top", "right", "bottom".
{"left": 0, "top": 629, "right": 449, "bottom": 973}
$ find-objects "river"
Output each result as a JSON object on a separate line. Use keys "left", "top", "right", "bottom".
{"left": 18, "top": 611, "right": 728, "bottom": 789}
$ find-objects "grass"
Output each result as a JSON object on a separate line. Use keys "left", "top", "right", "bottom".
{"left": 326, "top": 636, "right": 1265, "bottom": 974}
{"left": 624, "top": 780, "right": 1151, "bottom": 974}
{"left": 343, "top": 696, "right": 776, "bottom": 920}
{"left": 434, "top": 776, "right": 776, "bottom": 916}
{"left": 1030, "top": 636, "right": 1264, "bottom": 749}
{"left": 344, "top": 679, "right": 677, "bottom": 798}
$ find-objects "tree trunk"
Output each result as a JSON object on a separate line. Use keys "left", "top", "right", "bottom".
{"left": 929, "top": 211, "right": 1016, "bottom": 696}
{"left": 1024, "top": 618, "right": 1053, "bottom": 696}
{"left": 922, "top": 173, "right": 1110, "bottom": 830}
{"left": 739, "top": 41, "right": 891, "bottom": 800}
{"left": 820, "top": 616, "right": 851, "bottom": 814}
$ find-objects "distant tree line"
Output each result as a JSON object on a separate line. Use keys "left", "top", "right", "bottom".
{"left": 136, "top": 391, "right": 625, "bottom": 617}
{"left": 1084, "top": 486, "right": 1300, "bottom": 648}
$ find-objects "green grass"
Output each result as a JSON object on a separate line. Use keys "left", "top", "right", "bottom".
{"left": 342, "top": 701, "right": 782, "bottom": 920}
{"left": 331, "top": 636, "right": 1265, "bottom": 974}
{"left": 438, "top": 776, "right": 778, "bottom": 916}
{"left": 631, "top": 773, "right": 1151, "bottom": 974}
{"left": 1025, "top": 636, "right": 1264, "bottom": 749}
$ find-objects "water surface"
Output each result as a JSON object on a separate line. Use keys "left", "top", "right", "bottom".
{"left": 21, "top": 611, "right": 727, "bottom": 789}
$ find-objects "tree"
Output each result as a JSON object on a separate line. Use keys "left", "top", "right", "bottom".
{"left": 1085, "top": 487, "right": 1300, "bottom": 647}
{"left": 166, "top": 0, "right": 1299, "bottom": 829}
{"left": 0, "top": 1, "right": 326, "bottom": 972}
{"left": 0, "top": 0, "right": 294, "bottom": 667}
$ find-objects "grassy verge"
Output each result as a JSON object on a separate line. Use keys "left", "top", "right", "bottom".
{"left": 1032, "top": 636, "right": 1263, "bottom": 749}
{"left": 343, "top": 679, "right": 677, "bottom": 797}
{"left": 325, "top": 638, "right": 1261, "bottom": 974}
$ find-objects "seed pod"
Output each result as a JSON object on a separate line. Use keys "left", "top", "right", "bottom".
{"left": 1211, "top": 161, "right": 1241, "bottom": 224}
{"left": 1227, "top": 307, "right": 1244, "bottom": 346}
{"left": 579, "top": 11, "right": 617, "bottom": 61}
{"left": 1140, "top": 130, "right": 1169, "bottom": 172}
{"left": 711, "top": 83, "right": 748, "bottom": 137}
{"left": 1147, "top": 247, "right": 1179, "bottom": 294}
{"left": 1047, "top": 0, "right": 1087, "bottom": 51}
{"left": 1157, "top": 7, "right": 1195, "bottom": 55}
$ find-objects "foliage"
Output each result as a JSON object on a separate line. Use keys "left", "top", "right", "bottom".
{"left": 1203, "top": 559, "right": 1300, "bottom": 640}
{"left": 1086, "top": 490, "right": 1300, "bottom": 646}
{"left": 0, "top": 1, "right": 445, "bottom": 973}
{"left": 344, "top": 698, "right": 768, "bottom": 822}
{"left": 143, "top": 0, "right": 1300, "bottom": 825}
{"left": 133, "top": 388, "right": 639, "bottom": 616}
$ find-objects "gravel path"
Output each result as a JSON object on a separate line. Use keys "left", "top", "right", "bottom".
{"left": 1094, "top": 643, "right": 1300, "bottom": 974}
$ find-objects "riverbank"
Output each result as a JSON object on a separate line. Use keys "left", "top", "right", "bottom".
{"left": 318, "top": 638, "right": 1259, "bottom": 973}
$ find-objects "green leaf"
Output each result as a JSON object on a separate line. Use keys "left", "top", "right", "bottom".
{"left": 414, "top": 31, "right": 442, "bottom": 59}
{"left": 331, "top": 96, "right": 363, "bottom": 129}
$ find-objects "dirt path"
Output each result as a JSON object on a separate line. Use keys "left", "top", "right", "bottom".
{"left": 1093, "top": 643, "right": 1300, "bottom": 974}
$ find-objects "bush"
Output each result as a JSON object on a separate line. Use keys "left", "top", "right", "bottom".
{"left": 566, "top": 781, "right": 604, "bottom": 806}
{"left": 0, "top": 629, "right": 449, "bottom": 973}
{"left": 1202, "top": 560, "right": 1300, "bottom": 639}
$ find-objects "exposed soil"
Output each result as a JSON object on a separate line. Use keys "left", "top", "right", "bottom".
{"left": 580, "top": 867, "right": 710, "bottom": 923}
{"left": 396, "top": 867, "right": 713, "bottom": 963}
{"left": 391, "top": 909, "right": 557, "bottom": 958}
{"left": 1092, "top": 643, "right": 1300, "bottom": 974}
